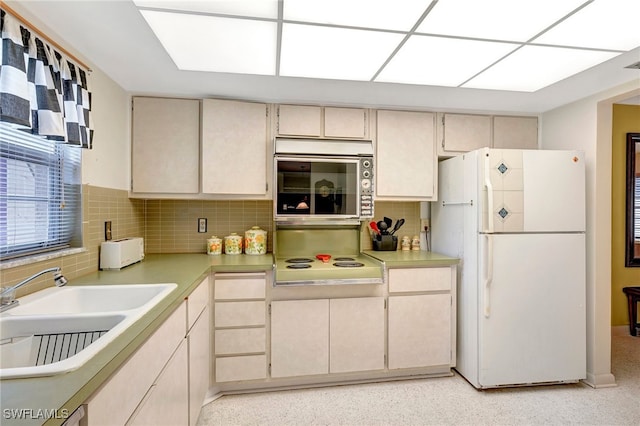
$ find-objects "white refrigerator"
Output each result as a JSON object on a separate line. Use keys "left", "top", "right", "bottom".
{"left": 432, "top": 148, "right": 586, "bottom": 389}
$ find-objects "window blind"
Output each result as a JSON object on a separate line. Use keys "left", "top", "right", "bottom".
{"left": 0, "top": 122, "right": 81, "bottom": 259}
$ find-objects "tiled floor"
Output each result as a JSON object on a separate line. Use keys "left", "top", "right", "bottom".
{"left": 198, "top": 331, "right": 639, "bottom": 425}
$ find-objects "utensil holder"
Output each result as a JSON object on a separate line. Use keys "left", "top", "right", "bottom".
{"left": 372, "top": 235, "right": 398, "bottom": 251}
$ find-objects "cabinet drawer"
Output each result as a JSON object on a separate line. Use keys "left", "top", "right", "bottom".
{"left": 215, "top": 355, "right": 267, "bottom": 382}
{"left": 214, "top": 276, "right": 265, "bottom": 300}
{"left": 187, "top": 276, "right": 209, "bottom": 331}
{"left": 389, "top": 267, "right": 452, "bottom": 293}
{"left": 215, "top": 301, "right": 265, "bottom": 327}
{"left": 215, "top": 328, "right": 266, "bottom": 354}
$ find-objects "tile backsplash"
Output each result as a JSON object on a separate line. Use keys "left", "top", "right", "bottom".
{"left": 1, "top": 184, "right": 422, "bottom": 297}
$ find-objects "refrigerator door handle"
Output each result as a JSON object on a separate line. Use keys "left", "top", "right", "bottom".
{"left": 484, "top": 234, "right": 493, "bottom": 318}
{"left": 484, "top": 154, "right": 494, "bottom": 233}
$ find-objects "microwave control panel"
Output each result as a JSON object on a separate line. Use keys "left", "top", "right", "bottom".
{"left": 360, "top": 157, "right": 374, "bottom": 218}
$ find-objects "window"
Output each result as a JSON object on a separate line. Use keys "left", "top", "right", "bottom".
{"left": 0, "top": 123, "right": 81, "bottom": 259}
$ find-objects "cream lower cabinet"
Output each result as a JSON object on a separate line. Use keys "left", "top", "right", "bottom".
{"left": 82, "top": 278, "right": 210, "bottom": 426}
{"left": 213, "top": 273, "right": 267, "bottom": 382}
{"left": 387, "top": 267, "right": 455, "bottom": 370}
{"left": 270, "top": 297, "right": 385, "bottom": 378}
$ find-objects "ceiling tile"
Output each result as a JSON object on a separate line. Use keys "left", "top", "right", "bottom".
{"left": 140, "top": 11, "right": 277, "bottom": 75}
{"left": 417, "top": 0, "right": 587, "bottom": 41}
{"left": 283, "top": 0, "right": 433, "bottom": 31}
{"left": 279, "top": 24, "right": 405, "bottom": 81}
{"left": 463, "top": 45, "right": 619, "bottom": 91}
{"left": 533, "top": 0, "right": 640, "bottom": 50}
{"left": 376, "top": 35, "right": 518, "bottom": 86}
{"left": 133, "top": 0, "right": 279, "bottom": 19}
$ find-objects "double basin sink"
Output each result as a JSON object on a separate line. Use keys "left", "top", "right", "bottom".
{"left": 0, "top": 283, "right": 177, "bottom": 379}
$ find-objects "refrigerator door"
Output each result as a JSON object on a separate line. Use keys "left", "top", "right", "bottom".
{"left": 477, "top": 232, "right": 586, "bottom": 388}
{"left": 480, "top": 149, "right": 585, "bottom": 233}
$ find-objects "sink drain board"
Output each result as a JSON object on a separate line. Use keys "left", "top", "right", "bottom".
{"left": 34, "top": 330, "right": 109, "bottom": 366}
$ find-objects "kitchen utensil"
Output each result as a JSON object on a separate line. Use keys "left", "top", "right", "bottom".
{"left": 369, "top": 221, "right": 380, "bottom": 235}
{"left": 377, "top": 220, "right": 388, "bottom": 235}
{"left": 316, "top": 254, "right": 331, "bottom": 263}
{"left": 390, "top": 218, "right": 405, "bottom": 235}
{"left": 384, "top": 217, "right": 392, "bottom": 229}
{"left": 206, "top": 236, "right": 222, "bottom": 255}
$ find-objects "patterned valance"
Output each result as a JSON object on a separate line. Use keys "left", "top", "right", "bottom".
{"left": 0, "top": 9, "right": 93, "bottom": 148}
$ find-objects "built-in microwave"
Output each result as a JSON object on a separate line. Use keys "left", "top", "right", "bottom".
{"left": 274, "top": 138, "right": 374, "bottom": 223}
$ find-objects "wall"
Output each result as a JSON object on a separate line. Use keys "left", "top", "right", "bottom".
{"left": 610, "top": 104, "right": 640, "bottom": 325}
{"left": 541, "top": 79, "right": 640, "bottom": 388}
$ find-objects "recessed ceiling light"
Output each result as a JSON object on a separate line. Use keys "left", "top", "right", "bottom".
{"left": 133, "top": 0, "right": 279, "bottom": 19}
{"left": 463, "top": 45, "right": 619, "bottom": 92}
{"left": 140, "top": 11, "right": 277, "bottom": 75}
{"left": 283, "top": 0, "right": 433, "bottom": 31}
{"left": 533, "top": 0, "right": 640, "bottom": 50}
{"left": 416, "top": 0, "right": 587, "bottom": 42}
{"left": 280, "top": 24, "right": 404, "bottom": 81}
{"left": 376, "top": 35, "right": 518, "bottom": 86}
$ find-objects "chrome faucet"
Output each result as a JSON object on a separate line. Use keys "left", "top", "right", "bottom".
{"left": 0, "top": 267, "right": 68, "bottom": 312}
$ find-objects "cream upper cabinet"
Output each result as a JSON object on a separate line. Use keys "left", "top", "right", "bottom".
{"left": 131, "top": 97, "right": 200, "bottom": 194}
{"left": 376, "top": 110, "right": 436, "bottom": 200}
{"left": 201, "top": 99, "right": 269, "bottom": 196}
{"left": 493, "top": 116, "right": 538, "bottom": 149}
{"left": 441, "top": 113, "right": 492, "bottom": 153}
{"left": 276, "top": 104, "right": 368, "bottom": 139}
{"left": 438, "top": 113, "right": 539, "bottom": 156}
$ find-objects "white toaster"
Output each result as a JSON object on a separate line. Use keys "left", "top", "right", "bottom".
{"left": 100, "top": 237, "right": 144, "bottom": 270}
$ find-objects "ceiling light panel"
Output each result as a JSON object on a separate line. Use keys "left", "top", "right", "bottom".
{"left": 280, "top": 24, "right": 405, "bottom": 81}
{"left": 283, "top": 0, "right": 433, "bottom": 31}
{"left": 417, "top": 0, "right": 587, "bottom": 41}
{"left": 133, "top": 0, "right": 279, "bottom": 19}
{"left": 463, "top": 45, "right": 619, "bottom": 92}
{"left": 533, "top": 0, "right": 640, "bottom": 50}
{"left": 140, "top": 11, "right": 276, "bottom": 75}
{"left": 376, "top": 36, "right": 518, "bottom": 86}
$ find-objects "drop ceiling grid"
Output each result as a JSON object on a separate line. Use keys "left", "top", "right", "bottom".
{"left": 133, "top": 0, "right": 639, "bottom": 92}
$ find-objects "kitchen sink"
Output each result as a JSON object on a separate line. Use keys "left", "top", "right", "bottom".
{"left": 3, "top": 284, "right": 177, "bottom": 316}
{"left": 0, "top": 283, "right": 178, "bottom": 379}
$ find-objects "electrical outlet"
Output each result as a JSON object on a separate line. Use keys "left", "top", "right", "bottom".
{"left": 198, "top": 218, "right": 207, "bottom": 233}
{"left": 105, "top": 221, "right": 112, "bottom": 240}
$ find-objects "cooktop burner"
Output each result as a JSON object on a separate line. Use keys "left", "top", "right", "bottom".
{"left": 287, "top": 264, "right": 312, "bottom": 269}
{"left": 286, "top": 258, "right": 314, "bottom": 263}
{"left": 333, "top": 257, "right": 355, "bottom": 262}
{"left": 333, "top": 261, "right": 365, "bottom": 268}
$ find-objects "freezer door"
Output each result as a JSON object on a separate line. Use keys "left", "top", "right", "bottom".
{"left": 480, "top": 149, "right": 585, "bottom": 233}
{"left": 477, "top": 233, "right": 586, "bottom": 388}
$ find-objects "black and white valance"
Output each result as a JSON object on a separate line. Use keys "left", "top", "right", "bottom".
{"left": 0, "top": 9, "right": 93, "bottom": 148}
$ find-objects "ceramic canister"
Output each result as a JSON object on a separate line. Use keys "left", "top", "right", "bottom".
{"left": 206, "top": 236, "right": 222, "bottom": 255}
{"left": 244, "top": 226, "right": 267, "bottom": 255}
{"left": 224, "top": 233, "right": 243, "bottom": 255}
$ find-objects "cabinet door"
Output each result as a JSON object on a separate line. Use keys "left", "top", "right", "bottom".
{"left": 388, "top": 294, "right": 451, "bottom": 369}
{"left": 127, "top": 340, "right": 189, "bottom": 426}
{"left": 493, "top": 116, "right": 538, "bottom": 149}
{"left": 376, "top": 110, "right": 435, "bottom": 199}
{"left": 329, "top": 297, "right": 384, "bottom": 374}
{"left": 270, "top": 299, "right": 329, "bottom": 378}
{"left": 324, "top": 107, "right": 367, "bottom": 139}
{"left": 442, "top": 113, "right": 491, "bottom": 152}
{"left": 277, "top": 104, "right": 322, "bottom": 137}
{"left": 132, "top": 97, "right": 200, "bottom": 193}
{"left": 201, "top": 99, "right": 268, "bottom": 195}
{"left": 188, "top": 306, "right": 210, "bottom": 426}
